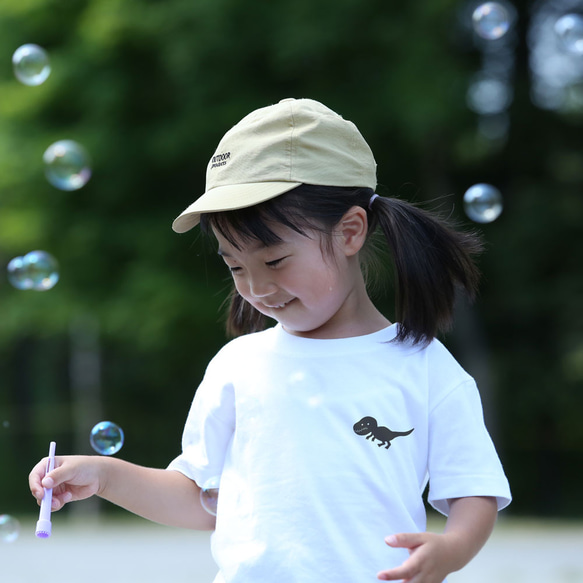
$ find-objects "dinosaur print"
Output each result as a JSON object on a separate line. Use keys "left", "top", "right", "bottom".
{"left": 353, "top": 416, "right": 414, "bottom": 450}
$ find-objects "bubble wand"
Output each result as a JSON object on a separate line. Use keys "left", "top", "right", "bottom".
{"left": 35, "top": 441, "right": 56, "bottom": 538}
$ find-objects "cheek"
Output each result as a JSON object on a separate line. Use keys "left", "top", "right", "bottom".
{"left": 297, "top": 269, "right": 339, "bottom": 303}
{"left": 232, "top": 277, "right": 250, "bottom": 299}
{"left": 232, "top": 278, "right": 263, "bottom": 311}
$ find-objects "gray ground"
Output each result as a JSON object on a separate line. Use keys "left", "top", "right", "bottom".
{"left": 3, "top": 516, "right": 583, "bottom": 582}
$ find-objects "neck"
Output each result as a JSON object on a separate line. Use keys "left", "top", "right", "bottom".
{"left": 290, "top": 273, "right": 391, "bottom": 340}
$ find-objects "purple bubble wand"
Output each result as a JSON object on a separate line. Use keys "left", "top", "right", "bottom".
{"left": 35, "top": 441, "right": 56, "bottom": 538}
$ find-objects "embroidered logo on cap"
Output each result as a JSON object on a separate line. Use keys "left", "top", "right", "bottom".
{"left": 210, "top": 152, "right": 231, "bottom": 170}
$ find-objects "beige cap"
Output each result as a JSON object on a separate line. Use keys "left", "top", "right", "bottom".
{"left": 172, "top": 98, "right": 377, "bottom": 233}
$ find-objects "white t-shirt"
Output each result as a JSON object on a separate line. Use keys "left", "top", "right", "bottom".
{"left": 168, "top": 324, "right": 511, "bottom": 583}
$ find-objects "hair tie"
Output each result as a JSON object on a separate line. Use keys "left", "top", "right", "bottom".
{"left": 368, "top": 193, "right": 380, "bottom": 210}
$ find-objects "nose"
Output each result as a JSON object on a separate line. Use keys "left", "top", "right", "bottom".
{"left": 248, "top": 274, "right": 278, "bottom": 299}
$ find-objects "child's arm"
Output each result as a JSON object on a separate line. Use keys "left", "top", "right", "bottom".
{"left": 377, "top": 496, "right": 498, "bottom": 582}
{"left": 29, "top": 455, "right": 216, "bottom": 530}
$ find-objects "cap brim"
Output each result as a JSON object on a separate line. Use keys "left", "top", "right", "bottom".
{"left": 172, "top": 182, "right": 302, "bottom": 233}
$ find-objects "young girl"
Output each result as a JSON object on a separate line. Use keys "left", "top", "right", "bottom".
{"left": 30, "top": 98, "right": 511, "bottom": 583}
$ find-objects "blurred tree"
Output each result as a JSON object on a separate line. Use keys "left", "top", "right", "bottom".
{"left": 0, "top": 0, "right": 581, "bottom": 517}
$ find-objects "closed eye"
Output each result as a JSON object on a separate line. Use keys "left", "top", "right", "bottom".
{"left": 266, "top": 256, "right": 288, "bottom": 268}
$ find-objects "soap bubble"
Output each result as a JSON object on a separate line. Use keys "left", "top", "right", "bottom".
{"left": 554, "top": 14, "right": 583, "bottom": 56}
{"left": 90, "top": 421, "right": 124, "bottom": 455}
{"left": 23, "top": 250, "right": 59, "bottom": 290}
{"left": 43, "top": 140, "right": 92, "bottom": 191}
{"left": 7, "top": 251, "right": 59, "bottom": 291}
{"left": 463, "top": 184, "right": 503, "bottom": 223}
{"left": 472, "top": 2, "right": 510, "bottom": 40}
{"left": 7, "top": 256, "right": 33, "bottom": 290}
{"left": 200, "top": 476, "right": 220, "bottom": 516}
{"left": 0, "top": 515, "right": 20, "bottom": 543}
{"left": 12, "top": 44, "right": 51, "bottom": 86}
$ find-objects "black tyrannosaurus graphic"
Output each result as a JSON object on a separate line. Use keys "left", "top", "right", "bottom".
{"left": 353, "top": 416, "right": 414, "bottom": 449}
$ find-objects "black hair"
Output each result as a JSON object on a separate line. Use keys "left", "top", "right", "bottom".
{"left": 200, "top": 184, "right": 483, "bottom": 345}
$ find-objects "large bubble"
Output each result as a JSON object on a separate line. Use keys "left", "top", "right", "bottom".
{"left": 12, "top": 44, "right": 51, "bottom": 86}
{"left": 472, "top": 2, "right": 511, "bottom": 40}
{"left": 90, "top": 421, "right": 125, "bottom": 455}
{"left": 463, "top": 183, "right": 504, "bottom": 223}
{"left": 43, "top": 140, "right": 92, "bottom": 191}
{"left": 7, "top": 251, "right": 59, "bottom": 291}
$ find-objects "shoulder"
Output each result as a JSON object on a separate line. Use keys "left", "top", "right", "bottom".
{"left": 193, "top": 329, "right": 278, "bottom": 407}
{"left": 393, "top": 334, "right": 474, "bottom": 394}
{"left": 425, "top": 337, "right": 471, "bottom": 376}
{"left": 427, "top": 338, "right": 473, "bottom": 384}
{"left": 210, "top": 326, "right": 278, "bottom": 363}
{"left": 397, "top": 332, "right": 463, "bottom": 368}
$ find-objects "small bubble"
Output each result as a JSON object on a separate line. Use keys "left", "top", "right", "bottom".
{"left": 554, "top": 14, "right": 583, "bottom": 56}
{"left": 7, "top": 251, "right": 59, "bottom": 291}
{"left": 90, "top": 421, "right": 124, "bottom": 455}
{"left": 200, "top": 476, "right": 220, "bottom": 516}
{"left": 0, "top": 515, "right": 20, "bottom": 543}
{"left": 463, "top": 184, "right": 503, "bottom": 223}
{"left": 472, "top": 2, "right": 510, "bottom": 40}
{"left": 43, "top": 140, "right": 91, "bottom": 191}
{"left": 12, "top": 44, "right": 51, "bottom": 86}
{"left": 2, "top": 421, "right": 9, "bottom": 429}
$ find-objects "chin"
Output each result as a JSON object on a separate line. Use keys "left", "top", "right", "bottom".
{"left": 281, "top": 320, "right": 329, "bottom": 336}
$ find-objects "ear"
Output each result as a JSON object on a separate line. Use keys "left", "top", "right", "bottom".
{"left": 338, "top": 206, "right": 368, "bottom": 257}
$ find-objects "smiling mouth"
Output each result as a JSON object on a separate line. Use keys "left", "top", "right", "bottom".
{"left": 265, "top": 299, "right": 293, "bottom": 309}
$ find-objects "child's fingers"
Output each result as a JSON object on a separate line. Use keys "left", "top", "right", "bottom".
{"left": 41, "top": 474, "right": 55, "bottom": 489}
{"left": 51, "top": 491, "right": 73, "bottom": 511}
{"left": 385, "top": 532, "right": 425, "bottom": 550}
{"left": 378, "top": 533, "right": 427, "bottom": 580}
{"left": 30, "top": 455, "right": 89, "bottom": 512}
{"left": 41, "top": 459, "right": 73, "bottom": 490}
{"left": 377, "top": 562, "right": 416, "bottom": 581}
{"left": 28, "top": 458, "right": 50, "bottom": 501}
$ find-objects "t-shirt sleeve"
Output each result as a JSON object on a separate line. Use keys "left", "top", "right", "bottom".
{"left": 166, "top": 355, "right": 236, "bottom": 488}
{"left": 427, "top": 379, "right": 512, "bottom": 515}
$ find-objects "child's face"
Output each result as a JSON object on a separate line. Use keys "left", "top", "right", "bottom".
{"left": 213, "top": 221, "right": 365, "bottom": 339}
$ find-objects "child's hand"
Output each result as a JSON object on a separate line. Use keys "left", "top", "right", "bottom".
{"left": 29, "top": 455, "right": 104, "bottom": 511}
{"left": 377, "top": 532, "right": 452, "bottom": 582}
{"left": 378, "top": 497, "right": 498, "bottom": 582}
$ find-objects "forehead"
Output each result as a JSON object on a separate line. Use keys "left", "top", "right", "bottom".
{"left": 216, "top": 237, "right": 274, "bottom": 257}
{"left": 213, "top": 222, "right": 318, "bottom": 256}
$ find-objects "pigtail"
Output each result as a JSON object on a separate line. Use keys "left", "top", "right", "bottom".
{"left": 203, "top": 185, "right": 481, "bottom": 342}
{"left": 373, "top": 196, "right": 483, "bottom": 345}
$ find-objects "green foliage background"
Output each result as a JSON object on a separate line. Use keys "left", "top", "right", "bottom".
{"left": 0, "top": 0, "right": 582, "bottom": 518}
